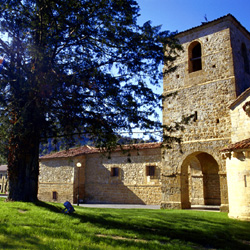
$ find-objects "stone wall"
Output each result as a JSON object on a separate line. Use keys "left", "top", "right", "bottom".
{"left": 230, "top": 92, "right": 250, "bottom": 143}
{"left": 38, "top": 148, "right": 162, "bottom": 205}
{"left": 161, "top": 17, "right": 239, "bottom": 211}
{"left": 38, "top": 157, "right": 77, "bottom": 203}
{"left": 230, "top": 22, "right": 250, "bottom": 95}
{"left": 164, "top": 28, "right": 235, "bottom": 93}
{"left": 161, "top": 140, "right": 228, "bottom": 210}
{"left": 84, "top": 148, "right": 162, "bottom": 205}
{"left": 163, "top": 25, "right": 235, "bottom": 142}
{"left": 226, "top": 151, "right": 250, "bottom": 221}
{"left": 225, "top": 90, "right": 250, "bottom": 220}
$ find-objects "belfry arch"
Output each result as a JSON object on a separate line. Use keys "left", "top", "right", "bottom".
{"left": 181, "top": 151, "right": 221, "bottom": 209}
{"left": 188, "top": 41, "right": 202, "bottom": 72}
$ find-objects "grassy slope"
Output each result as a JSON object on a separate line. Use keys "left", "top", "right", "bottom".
{"left": 0, "top": 198, "right": 250, "bottom": 250}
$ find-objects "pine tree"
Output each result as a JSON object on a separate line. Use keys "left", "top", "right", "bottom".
{"left": 0, "top": 0, "right": 180, "bottom": 201}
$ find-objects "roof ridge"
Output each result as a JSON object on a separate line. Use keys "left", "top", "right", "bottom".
{"left": 40, "top": 142, "right": 162, "bottom": 160}
{"left": 176, "top": 14, "right": 250, "bottom": 39}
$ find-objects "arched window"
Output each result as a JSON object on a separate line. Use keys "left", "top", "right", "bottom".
{"left": 241, "top": 43, "right": 250, "bottom": 74}
{"left": 189, "top": 41, "right": 202, "bottom": 73}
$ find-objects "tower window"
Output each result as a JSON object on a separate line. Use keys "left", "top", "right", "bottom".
{"left": 189, "top": 41, "right": 202, "bottom": 73}
{"left": 241, "top": 43, "right": 250, "bottom": 74}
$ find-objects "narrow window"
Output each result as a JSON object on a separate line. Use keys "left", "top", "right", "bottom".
{"left": 0, "top": 174, "right": 2, "bottom": 179}
{"left": 244, "top": 175, "right": 247, "bottom": 187}
{"left": 194, "top": 111, "right": 198, "bottom": 122}
{"left": 241, "top": 43, "right": 250, "bottom": 74}
{"left": 146, "top": 166, "right": 156, "bottom": 177}
{"left": 111, "top": 167, "right": 119, "bottom": 177}
{"left": 52, "top": 191, "right": 57, "bottom": 200}
{"left": 189, "top": 41, "right": 202, "bottom": 72}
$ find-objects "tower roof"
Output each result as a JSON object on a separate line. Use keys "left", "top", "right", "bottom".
{"left": 176, "top": 14, "right": 250, "bottom": 39}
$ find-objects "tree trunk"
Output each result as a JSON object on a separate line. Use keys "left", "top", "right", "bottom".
{"left": 7, "top": 132, "right": 40, "bottom": 202}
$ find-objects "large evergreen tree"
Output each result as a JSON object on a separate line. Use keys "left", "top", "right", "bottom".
{"left": 0, "top": 0, "right": 180, "bottom": 201}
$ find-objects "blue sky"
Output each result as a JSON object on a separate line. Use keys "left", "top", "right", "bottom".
{"left": 137, "top": 0, "right": 250, "bottom": 33}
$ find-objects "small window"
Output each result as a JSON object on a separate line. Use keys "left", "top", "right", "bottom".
{"left": 52, "top": 191, "right": 57, "bottom": 200}
{"left": 241, "top": 43, "right": 250, "bottom": 74}
{"left": 0, "top": 174, "right": 2, "bottom": 179}
{"left": 189, "top": 41, "right": 202, "bottom": 73}
{"left": 194, "top": 111, "right": 198, "bottom": 122}
{"left": 111, "top": 167, "right": 119, "bottom": 177}
{"left": 146, "top": 166, "right": 156, "bottom": 177}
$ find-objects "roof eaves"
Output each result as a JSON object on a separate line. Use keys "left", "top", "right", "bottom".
{"left": 220, "top": 138, "right": 250, "bottom": 152}
{"left": 40, "top": 142, "right": 162, "bottom": 160}
{"left": 175, "top": 14, "right": 250, "bottom": 40}
{"left": 229, "top": 87, "right": 250, "bottom": 109}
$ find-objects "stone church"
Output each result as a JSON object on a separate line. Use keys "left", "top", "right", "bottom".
{"left": 161, "top": 14, "right": 250, "bottom": 218}
{"left": 39, "top": 143, "right": 163, "bottom": 205}
{"left": 38, "top": 14, "right": 250, "bottom": 220}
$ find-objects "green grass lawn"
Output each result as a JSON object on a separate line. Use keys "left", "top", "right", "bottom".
{"left": 0, "top": 198, "right": 250, "bottom": 250}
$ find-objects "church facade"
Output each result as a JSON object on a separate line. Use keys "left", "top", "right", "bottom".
{"left": 221, "top": 88, "right": 250, "bottom": 220}
{"left": 38, "top": 143, "right": 163, "bottom": 205}
{"left": 38, "top": 14, "right": 250, "bottom": 220}
{"left": 161, "top": 14, "right": 250, "bottom": 214}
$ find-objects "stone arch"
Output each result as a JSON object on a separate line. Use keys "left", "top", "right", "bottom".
{"left": 188, "top": 41, "right": 202, "bottom": 73}
{"left": 180, "top": 151, "right": 221, "bottom": 208}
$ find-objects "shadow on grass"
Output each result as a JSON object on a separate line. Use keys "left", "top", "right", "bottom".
{"left": 0, "top": 221, "right": 47, "bottom": 249}
{"left": 34, "top": 200, "right": 63, "bottom": 213}
{"left": 26, "top": 201, "right": 250, "bottom": 250}
{"left": 69, "top": 208, "right": 250, "bottom": 250}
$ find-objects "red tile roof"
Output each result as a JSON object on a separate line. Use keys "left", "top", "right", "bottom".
{"left": 40, "top": 145, "right": 99, "bottom": 159}
{"left": 220, "top": 138, "right": 250, "bottom": 152}
{"left": 40, "top": 142, "right": 162, "bottom": 160}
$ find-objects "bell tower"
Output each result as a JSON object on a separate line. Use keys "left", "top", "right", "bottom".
{"left": 161, "top": 14, "right": 250, "bottom": 211}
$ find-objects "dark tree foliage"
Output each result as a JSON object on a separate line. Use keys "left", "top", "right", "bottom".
{"left": 0, "top": 0, "right": 180, "bottom": 201}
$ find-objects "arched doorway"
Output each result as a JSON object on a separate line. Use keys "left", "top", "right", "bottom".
{"left": 181, "top": 152, "right": 221, "bottom": 208}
